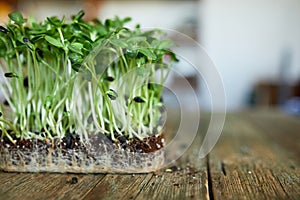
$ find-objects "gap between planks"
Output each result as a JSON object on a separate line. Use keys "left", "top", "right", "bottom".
{"left": 208, "top": 113, "right": 300, "bottom": 200}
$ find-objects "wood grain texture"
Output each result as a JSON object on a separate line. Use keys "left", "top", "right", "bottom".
{"left": 85, "top": 115, "right": 209, "bottom": 200}
{"left": 246, "top": 109, "right": 300, "bottom": 162}
{"left": 0, "top": 110, "right": 299, "bottom": 200}
{"left": 83, "top": 173, "right": 152, "bottom": 199}
{"left": 134, "top": 150, "right": 208, "bottom": 200}
{"left": 0, "top": 173, "right": 104, "bottom": 200}
{"left": 209, "top": 112, "right": 300, "bottom": 200}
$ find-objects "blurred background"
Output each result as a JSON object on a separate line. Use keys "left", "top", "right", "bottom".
{"left": 1, "top": 0, "right": 300, "bottom": 112}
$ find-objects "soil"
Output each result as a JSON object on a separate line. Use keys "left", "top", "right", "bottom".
{"left": 0, "top": 132, "right": 164, "bottom": 154}
{"left": 0, "top": 131, "right": 165, "bottom": 173}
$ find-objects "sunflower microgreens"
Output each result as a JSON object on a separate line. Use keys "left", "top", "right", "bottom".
{"left": 0, "top": 11, "right": 178, "bottom": 144}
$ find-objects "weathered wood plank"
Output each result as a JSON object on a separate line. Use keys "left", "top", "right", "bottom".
{"left": 0, "top": 173, "right": 104, "bottom": 200}
{"left": 209, "top": 113, "right": 300, "bottom": 200}
{"left": 1, "top": 111, "right": 298, "bottom": 199}
{"left": 134, "top": 118, "right": 209, "bottom": 200}
{"left": 246, "top": 109, "right": 300, "bottom": 162}
{"left": 86, "top": 112, "right": 209, "bottom": 200}
{"left": 135, "top": 160, "right": 208, "bottom": 200}
{"left": 0, "top": 172, "right": 25, "bottom": 192}
{"left": 83, "top": 173, "right": 152, "bottom": 199}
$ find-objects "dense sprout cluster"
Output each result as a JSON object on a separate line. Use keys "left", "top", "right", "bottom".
{"left": 0, "top": 11, "right": 178, "bottom": 144}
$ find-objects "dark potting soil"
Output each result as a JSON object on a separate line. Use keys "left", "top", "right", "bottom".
{"left": 0, "top": 132, "right": 164, "bottom": 154}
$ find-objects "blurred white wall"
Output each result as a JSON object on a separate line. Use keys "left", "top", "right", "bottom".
{"left": 2, "top": 0, "right": 300, "bottom": 111}
{"left": 200, "top": 0, "right": 300, "bottom": 110}
{"left": 99, "top": 0, "right": 300, "bottom": 110}
{"left": 98, "top": 0, "right": 197, "bottom": 30}
{"left": 18, "top": 0, "right": 83, "bottom": 20}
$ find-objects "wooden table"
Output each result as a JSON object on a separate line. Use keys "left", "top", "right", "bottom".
{"left": 0, "top": 110, "right": 299, "bottom": 199}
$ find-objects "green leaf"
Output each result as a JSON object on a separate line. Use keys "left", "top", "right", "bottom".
{"left": 69, "top": 42, "right": 83, "bottom": 55}
{"left": 30, "top": 35, "right": 44, "bottom": 43}
{"left": 24, "top": 42, "right": 35, "bottom": 51}
{"left": 165, "top": 50, "right": 179, "bottom": 62}
{"left": 158, "top": 40, "right": 174, "bottom": 49}
{"left": 109, "top": 38, "right": 128, "bottom": 48}
{"left": 83, "top": 41, "right": 93, "bottom": 51}
{"left": 105, "top": 19, "right": 113, "bottom": 29}
{"left": 72, "top": 10, "right": 85, "bottom": 22}
{"left": 139, "top": 48, "right": 157, "bottom": 60}
{"left": 127, "top": 36, "right": 146, "bottom": 44}
{"left": 70, "top": 23, "right": 81, "bottom": 33}
{"left": 123, "top": 17, "right": 132, "bottom": 23}
{"left": 46, "top": 16, "right": 64, "bottom": 27}
{"left": 6, "top": 26, "right": 16, "bottom": 40}
{"left": 45, "top": 35, "right": 63, "bottom": 48}
{"left": 126, "top": 49, "right": 138, "bottom": 58}
{"left": 8, "top": 12, "right": 27, "bottom": 25}
{"left": 152, "top": 39, "right": 173, "bottom": 49}
{"left": 69, "top": 53, "right": 83, "bottom": 63}
{"left": 137, "top": 57, "right": 146, "bottom": 66}
{"left": 29, "top": 29, "right": 46, "bottom": 35}
{"left": 96, "top": 25, "right": 108, "bottom": 36}
{"left": 77, "top": 22, "right": 92, "bottom": 32}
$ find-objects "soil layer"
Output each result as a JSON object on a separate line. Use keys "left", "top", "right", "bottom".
{"left": 0, "top": 133, "right": 165, "bottom": 173}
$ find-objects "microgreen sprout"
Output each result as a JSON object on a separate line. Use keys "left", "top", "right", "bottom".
{"left": 0, "top": 11, "right": 178, "bottom": 144}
